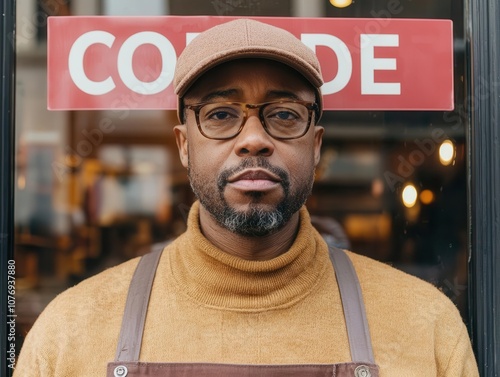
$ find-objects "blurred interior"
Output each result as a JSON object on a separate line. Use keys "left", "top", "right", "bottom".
{"left": 14, "top": 0, "right": 469, "bottom": 353}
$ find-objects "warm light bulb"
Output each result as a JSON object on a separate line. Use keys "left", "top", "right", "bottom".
{"left": 402, "top": 184, "right": 418, "bottom": 208}
{"left": 439, "top": 140, "right": 455, "bottom": 166}
{"left": 329, "top": 0, "right": 353, "bottom": 8}
{"left": 420, "top": 189, "right": 434, "bottom": 205}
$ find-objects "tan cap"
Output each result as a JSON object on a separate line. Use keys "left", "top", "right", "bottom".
{"left": 174, "top": 18, "right": 323, "bottom": 122}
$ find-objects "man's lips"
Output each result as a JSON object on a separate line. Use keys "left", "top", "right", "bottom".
{"left": 227, "top": 169, "right": 281, "bottom": 190}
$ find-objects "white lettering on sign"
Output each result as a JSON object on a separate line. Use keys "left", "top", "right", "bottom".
{"left": 67, "top": 31, "right": 401, "bottom": 97}
{"left": 69, "top": 31, "right": 176, "bottom": 96}
{"left": 186, "top": 33, "right": 200, "bottom": 45}
{"left": 360, "top": 34, "right": 401, "bottom": 95}
{"left": 117, "top": 31, "right": 176, "bottom": 95}
{"left": 68, "top": 30, "right": 116, "bottom": 95}
{"left": 301, "top": 33, "right": 353, "bottom": 95}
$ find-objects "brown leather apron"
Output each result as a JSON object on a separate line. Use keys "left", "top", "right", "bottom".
{"left": 107, "top": 244, "right": 379, "bottom": 377}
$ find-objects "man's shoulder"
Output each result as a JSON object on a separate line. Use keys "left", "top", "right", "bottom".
{"left": 345, "top": 250, "right": 459, "bottom": 315}
{"left": 343, "top": 251, "right": 477, "bottom": 374}
{"left": 42, "top": 240, "right": 179, "bottom": 320}
{"left": 39, "top": 256, "right": 142, "bottom": 322}
{"left": 15, "top": 256, "right": 145, "bottom": 372}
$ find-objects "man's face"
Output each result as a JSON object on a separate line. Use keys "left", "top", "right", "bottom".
{"left": 174, "top": 59, "right": 323, "bottom": 236}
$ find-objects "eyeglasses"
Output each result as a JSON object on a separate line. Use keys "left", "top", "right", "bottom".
{"left": 184, "top": 101, "right": 319, "bottom": 140}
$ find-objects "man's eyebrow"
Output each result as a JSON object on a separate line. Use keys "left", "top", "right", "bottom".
{"left": 195, "top": 89, "right": 306, "bottom": 103}
{"left": 266, "top": 90, "right": 302, "bottom": 101}
{"left": 198, "top": 89, "right": 240, "bottom": 103}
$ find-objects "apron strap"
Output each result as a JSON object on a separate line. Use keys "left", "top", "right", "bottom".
{"left": 327, "top": 245, "right": 375, "bottom": 364}
{"left": 115, "top": 245, "right": 164, "bottom": 362}
{"left": 114, "top": 240, "right": 375, "bottom": 365}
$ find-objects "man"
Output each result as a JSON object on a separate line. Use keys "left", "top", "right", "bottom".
{"left": 15, "top": 19, "right": 478, "bottom": 377}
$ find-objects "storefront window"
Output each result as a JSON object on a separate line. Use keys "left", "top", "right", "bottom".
{"left": 13, "top": 0, "right": 469, "bottom": 353}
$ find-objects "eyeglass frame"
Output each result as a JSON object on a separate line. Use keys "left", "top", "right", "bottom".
{"left": 183, "top": 100, "right": 320, "bottom": 140}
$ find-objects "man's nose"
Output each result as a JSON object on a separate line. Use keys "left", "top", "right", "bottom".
{"left": 233, "top": 114, "right": 275, "bottom": 157}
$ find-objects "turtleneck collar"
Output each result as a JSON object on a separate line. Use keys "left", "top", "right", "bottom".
{"left": 168, "top": 202, "right": 330, "bottom": 311}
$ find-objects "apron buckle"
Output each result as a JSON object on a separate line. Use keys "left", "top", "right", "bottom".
{"left": 114, "top": 365, "right": 128, "bottom": 377}
{"left": 354, "top": 365, "right": 371, "bottom": 377}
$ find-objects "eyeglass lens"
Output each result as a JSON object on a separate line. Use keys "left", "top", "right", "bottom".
{"left": 197, "top": 102, "right": 311, "bottom": 139}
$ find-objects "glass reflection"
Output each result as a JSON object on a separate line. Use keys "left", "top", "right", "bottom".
{"left": 13, "top": 0, "right": 469, "bottom": 356}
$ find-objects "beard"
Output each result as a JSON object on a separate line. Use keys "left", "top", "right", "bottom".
{"left": 188, "top": 157, "right": 314, "bottom": 237}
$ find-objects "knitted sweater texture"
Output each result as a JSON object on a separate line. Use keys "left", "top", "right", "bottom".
{"left": 15, "top": 202, "right": 478, "bottom": 376}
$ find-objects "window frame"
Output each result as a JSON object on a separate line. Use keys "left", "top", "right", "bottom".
{"left": 0, "top": 0, "right": 16, "bottom": 375}
{"left": 468, "top": 0, "right": 500, "bottom": 374}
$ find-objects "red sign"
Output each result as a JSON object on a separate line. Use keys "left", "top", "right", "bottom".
{"left": 47, "top": 16, "right": 454, "bottom": 111}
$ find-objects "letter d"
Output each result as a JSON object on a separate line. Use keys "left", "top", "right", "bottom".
{"left": 301, "top": 33, "right": 353, "bottom": 95}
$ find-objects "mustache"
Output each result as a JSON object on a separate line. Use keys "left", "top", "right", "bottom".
{"left": 217, "top": 158, "right": 290, "bottom": 193}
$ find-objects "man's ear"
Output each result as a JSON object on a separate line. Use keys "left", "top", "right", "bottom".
{"left": 173, "top": 124, "right": 189, "bottom": 168}
{"left": 313, "top": 126, "right": 324, "bottom": 167}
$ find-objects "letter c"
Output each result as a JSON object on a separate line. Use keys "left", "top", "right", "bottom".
{"left": 68, "top": 31, "right": 116, "bottom": 95}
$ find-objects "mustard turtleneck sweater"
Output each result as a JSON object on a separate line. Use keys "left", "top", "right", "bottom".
{"left": 15, "top": 202, "right": 478, "bottom": 376}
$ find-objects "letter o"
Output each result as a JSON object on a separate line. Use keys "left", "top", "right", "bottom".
{"left": 117, "top": 31, "right": 176, "bottom": 95}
